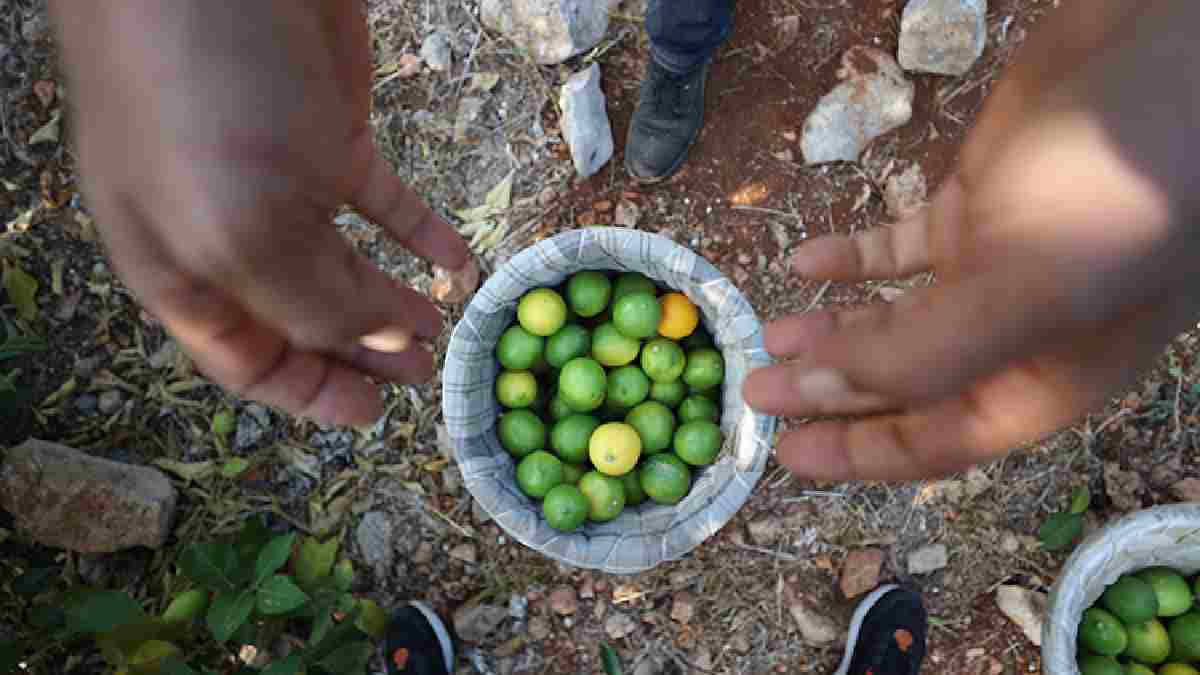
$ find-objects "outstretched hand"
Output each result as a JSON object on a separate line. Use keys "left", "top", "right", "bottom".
{"left": 744, "top": 0, "right": 1200, "bottom": 480}
{"left": 51, "top": 0, "right": 473, "bottom": 426}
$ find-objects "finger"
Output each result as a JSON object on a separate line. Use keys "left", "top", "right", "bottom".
{"left": 353, "top": 145, "right": 471, "bottom": 272}
{"left": 763, "top": 304, "right": 891, "bottom": 360}
{"left": 774, "top": 297, "right": 1182, "bottom": 481}
{"left": 789, "top": 211, "right": 933, "bottom": 282}
{"left": 335, "top": 342, "right": 435, "bottom": 385}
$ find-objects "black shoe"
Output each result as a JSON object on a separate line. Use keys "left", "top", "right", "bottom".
{"left": 834, "top": 585, "right": 928, "bottom": 675}
{"left": 624, "top": 59, "right": 709, "bottom": 183}
{"left": 383, "top": 602, "right": 455, "bottom": 675}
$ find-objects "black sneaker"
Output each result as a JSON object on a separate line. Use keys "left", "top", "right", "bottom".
{"left": 624, "top": 59, "right": 709, "bottom": 183}
{"left": 383, "top": 602, "right": 455, "bottom": 675}
{"left": 834, "top": 585, "right": 928, "bottom": 675}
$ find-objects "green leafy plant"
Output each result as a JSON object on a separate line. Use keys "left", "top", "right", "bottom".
{"left": 1039, "top": 485, "right": 1091, "bottom": 552}
{"left": 0, "top": 323, "right": 47, "bottom": 418}
{"left": 600, "top": 642, "right": 623, "bottom": 675}
{"left": 13, "top": 521, "right": 383, "bottom": 674}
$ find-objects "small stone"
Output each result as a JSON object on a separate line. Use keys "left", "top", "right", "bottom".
{"left": 840, "top": 548, "right": 886, "bottom": 599}
{"left": 604, "top": 612, "right": 637, "bottom": 640}
{"left": 1103, "top": 461, "right": 1144, "bottom": 512}
{"left": 21, "top": 11, "right": 51, "bottom": 43}
{"left": 898, "top": 0, "right": 988, "bottom": 77}
{"left": 454, "top": 603, "right": 508, "bottom": 643}
{"left": 397, "top": 53, "right": 423, "bottom": 79}
{"left": 579, "top": 576, "right": 595, "bottom": 599}
{"left": 884, "top": 163, "right": 927, "bottom": 220}
{"left": 481, "top": 0, "right": 610, "bottom": 65}
{"left": 97, "top": 390, "right": 123, "bottom": 415}
{"left": 907, "top": 544, "right": 949, "bottom": 575}
{"left": 356, "top": 512, "right": 395, "bottom": 572}
{"left": 747, "top": 517, "right": 782, "bottom": 546}
{"left": 450, "top": 542, "right": 478, "bottom": 564}
{"left": 670, "top": 592, "right": 696, "bottom": 625}
{"left": 529, "top": 616, "right": 551, "bottom": 641}
{"left": 494, "top": 635, "right": 526, "bottom": 658}
{"left": 995, "top": 585, "right": 1047, "bottom": 647}
{"left": 235, "top": 404, "right": 272, "bottom": 450}
{"left": 549, "top": 586, "right": 578, "bottom": 615}
{"left": 147, "top": 339, "right": 179, "bottom": 370}
{"left": 1170, "top": 478, "right": 1200, "bottom": 502}
{"left": 508, "top": 594, "right": 529, "bottom": 621}
{"left": 789, "top": 599, "right": 842, "bottom": 646}
{"left": 802, "top": 47, "right": 914, "bottom": 165}
{"left": 730, "top": 630, "right": 752, "bottom": 654}
{"left": 694, "top": 648, "right": 714, "bottom": 670}
{"left": 633, "top": 656, "right": 665, "bottom": 675}
{"left": 0, "top": 440, "right": 177, "bottom": 553}
{"left": 559, "top": 64, "right": 614, "bottom": 178}
{"left": 420, "top": 32, "right": 453, "bottom": 72}
{"left": 454, "top": 97, "right": 487, "bottom": 143}
{"left": 413, "top": 541, "right": 435, "bottom": 566}
{"left": 614, "top": 200, "right": 640, "bottom": 228}
{"left": 1000, "top": 532, "right": 1021, "bottom": 554}
{"left": 74, "top": 394, "right": 98, "bottom": 414}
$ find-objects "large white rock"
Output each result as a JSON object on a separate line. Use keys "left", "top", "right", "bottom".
{"left": 481, "top": 0, "right": 610, "bottom": 65}
{"left": 898, "top": 0, "right": 988, "bottom": 76}
{"left": 559, "top": 63, "right": 614, "bottom": 178}
{"left": 995, "top": 585, "right": 1047, "bottom": 647}
{"left": 801, "top": 47, "right": 915, "bottom": 165}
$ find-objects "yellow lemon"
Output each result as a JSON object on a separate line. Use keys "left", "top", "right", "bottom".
{"left": 658, "top": 292, "right": 700, "bottom": 340}
{"left": 588, "top": 422, "right": 642, "bottom": 476}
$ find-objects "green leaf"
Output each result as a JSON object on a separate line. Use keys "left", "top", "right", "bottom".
{"left": 64, "top": 590, "right": 148, "bottom": 635}
{"left": 206, "top": 591, "right": 255, "bottom": 643}
{"left": 316, "top": 641, "right": 372, "bottom": 673}
{"left": 332, "top": 559, "right": 354, "bottom": 593}
{"left": 236, "top": 518, "right": 272, "bottom": 567}
{"left": 0, "top": 642, "right": 25, "bottom": 675}
{"left": 29, "top": 604, "right": 65, "bottom": 629}
{"left": 221, "top": 457, "right": 250, "bottom": 479}
{"left": 162, "top": 589, "right": 210, "bottom": 624}
{"left": 211, "top": 409, "right": 236, "bottom": 436}
{"left": 295, "top": 537, "right": 339, "bottom": 592}
{"left": 1039, "top": 512, "right": 1084, "bottom": 552}
{"left": 2, "top": 260, "right": 39, "bottom": 322}
{"left": 179, "top": 542, "right": 239, "bottom": 593}
{"left": 0, "top": 334, "right": 47, "bottom": 362}
{"left": 160, "top": 656, "right": 200, "bottom": 675}
{"left": 12, "top": 566, "right": 57, "bottom": 595}
{"left": 255, "top": 533, "right": 296, "bottom": 586}
{"left": 354, "top": 599, "right": 388, "bottom": 640}
{"left": 257, "top": 576, "right": 309, "bottom": 615}
{"left": 130, "top": 640, "right": 181, "bottom": 669}
{"left": 600, "top": 642, "right": 623, "bottom": 675}
{"left": 305, "top": 604, "right": 362, "bottom": 663}
{"left": 337, "top": 592, "right": 357, "bottom": 614}
{"left": 261, "top": 654, "right": 303, "bottom": 675}
{"left": 1069, "top": 486, "right": 1091, "bottom": 515}
{"left": 309, "top": 606, "right": 335, "bottom": 646}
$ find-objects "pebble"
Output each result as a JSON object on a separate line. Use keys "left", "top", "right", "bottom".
{"left": 614, "top": 200, "right": 640, "bottom": 228}
{"left": 397, "top": 53, "right": 422, "bottom": 79}
{"left": 670, "top": 592, "right": 696, "bottom": 625}
{"left": 1169, "top": 478, "right": 1200, "bottom": 502}
{"left": 995, "top": 585, "right": 1047, "bottom": 647}
{"left": 454, "top": 97, "right": 487, "bottom": 143}
{"left": 548, "top": 586, "right": 578, "bottom": 615}
{"left": 579, "top": 575, "right": 595, "bottom": 599}
{"left": 840, "top": 548, "right": 886, "bottom": 599}
{"left": 420, "top": 31, "right": 453, "bottom": 72}
{"left": 593, "top": 597, "right": 608, "bottom": 622}
{"left": 802, "top": 47, "right": 914, "bottom": 165}
{"left": 730, "top": 630, "right": 752, "bottom": 654}
{"left": 1103, "top": 461, "right": 1144, "bottom": 512}
{"left": 508, "top": 594, "right": 529, "bottom": 621}
{"left": 884, "top": 163, "right": 928, "bottom": 221}
{"left": 898, "top": 0, "right": 988, "bottom": 77}
{"left": 449, "top": 542, "right": 478, "bottom": 564}
{"left": 235, "top": 404, "right": 272, "bottom": 450}
{"left": 789, "top": 599, "right": 842, "bottom": 646}
{"left": 604, "top": 612, "right": 637, "bottom": 640}
{"left": 413, "top": 541, "right": 435, "bottom": 566}
{"left": 907, "top": 544, "right": 949, "bottom": 575}
{"left": 454, "top": 603, "right": 508, "bottom": 643}
{"left": 74, "top": 394, "right": 98, "bottom": 415}
{"left": 747, "top": 517, "right": 782, "bottom": 546}
{"left": 97, "top": 390, "right": 123, "bottom": 415}
{"left": 633, "top": 656, "right": 665, "bottom": 675}
{"left": 480, "top": 0, "right": 610, "bottom": 65}
{"left": 558, "top": 63, "right": 614, "bottom": 178}
{"left": 355, "top": 512, "right": 395, "bottom": 573}
{"left": 529, "top": 616, "right": 551, "bottom": 641}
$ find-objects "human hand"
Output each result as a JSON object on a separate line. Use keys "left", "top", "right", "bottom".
{"left": 51, "top": 0, "right": 474, "bottom": 426}
{"left": 744, "top": 0, "right": 1200, "bottom": 480}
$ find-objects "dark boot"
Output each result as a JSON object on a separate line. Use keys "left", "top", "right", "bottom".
{"left": 834, "top": 585, "right": 928, "bottom": 675}
{"left": 624, "top": 59, "right": 709, "bottom": 183}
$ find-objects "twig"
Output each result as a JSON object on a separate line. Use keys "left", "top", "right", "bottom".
{"left": 733, "top": 542, "right": 800, "bottom": 561}
{"left": 804, "top": 280, "right": 833, "bottom": 313}
{"left": 730, "top": 205, "right": 803, "bottom": 222}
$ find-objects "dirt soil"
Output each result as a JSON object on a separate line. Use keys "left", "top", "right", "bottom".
{"left": 1, "top": 0, "right": 1199, "bottom": 673}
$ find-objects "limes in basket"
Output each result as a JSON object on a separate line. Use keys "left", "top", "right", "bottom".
{"left": 497, "top": 326, "right": 544, "bottom": 371}
{"left": 613, "top": 293, "right": 662, "bottom": 339}
{"left": 607, "top": 365, "right": 651, "bottom": 409}
{"left": 639, "top": 453, "right": 691, "bottom": 505}
{"left": 559, "top": 358, "right": 607, "bottom": 413}
{"left": 578, "top": 471, "right": 626, "bottom": 522}
{"left": 678, "top": 395, "right": 719, "bottom": 424}
{"left": 496, "top": 371, "right": 538, "bottom": 409}
{"left": 498, "top": 409, "right": 546, "bottom": 457}
{"left": 566, "top": 271, "right": 612, "bottom": 318}
{"left": 543, "top": 484, "right": 589, "bottom": 532}
{"left": 589, "top": 422, "right": 642, "bottom": 476}
{"left": 1076, "top": 655, "right": 1123, "bottom": 675}
{"left": 518, "top": 288, "right": 568, "bottom": 337}
{"left": 641, "top": 338, "right": 686, "bottom": 384}
{"left": 516, "top": 451, "right": 564, "bottom": 499}
{"left": 612, "top": 272, "right": 657, "bottom": 300}
{"left": 1138, "top": 568, "right": 1194, "bottom": 618}
{"left": 1125, "top": 618, "right": 1170, "bottom": 665}
{"left": 683, "top": 348, "right": 725, "bottom": 392}
{"left": 545, "top": 324, "right": 591, "bottom": 369}
{"left": 658, "top": 292, "right": 700, "bottom": 339}
{"left": 1103, "top": 576, "right": 1160, "bottom": 625}
{"left": 551, "top": 414, "right": 601, "bottom": 465}
{"left": 592, "top": 322, "right": 641, "bottom": 367}
{"left": 625, "top": 401, "right": 675, "bottom": 454}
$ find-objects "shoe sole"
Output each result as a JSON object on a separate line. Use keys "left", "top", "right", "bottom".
{"left": 832, "top": 584, "right": 900, "bottom": 675}
{"left": 382, "top": 601, "right": 456, "bottom": 674}
{"left": 625, "top": 64, "right": 709, "bottom": 185}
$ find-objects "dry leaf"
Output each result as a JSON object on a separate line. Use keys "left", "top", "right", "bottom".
{"left": 28, "top": 110, "right": 61, "bottom": 146}
{"left": 431, "top": 259, "right": 480, "bottom": 304}
{"left": 470, "top": 72, "right": 501, "bottom": 92}
{"left": 153, "top": 458, "right": 216, "bottom": 483}
{"left": 3, "top": 260, "right": 40, "bottom": 321}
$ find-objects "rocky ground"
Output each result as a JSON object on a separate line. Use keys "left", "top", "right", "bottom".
{"left": 1, "top": 0, "right": 1199, "bottom": 673}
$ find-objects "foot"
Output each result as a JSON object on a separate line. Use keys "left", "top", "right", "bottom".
{"left": 383, "top": 602, "right": 455, "bottom": 675}
{"left": 834, "top": 585, "right": 928, "bottom": 675}
{"left": 624, "top": 59, "right": 709, "bottom": 183}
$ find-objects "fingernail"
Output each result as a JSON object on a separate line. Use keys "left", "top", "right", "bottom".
{"left": 790, "top": 368, "right": 854, "bottom": 401}
{"left": 360, "top": 326, "right": 412, "bottom": 353}
{"left": 788, "top": 249, "right": 818, "bottom": 277}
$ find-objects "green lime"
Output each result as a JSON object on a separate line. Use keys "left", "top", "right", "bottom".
{"left": 682, "top": 348, "right": 724, "bottom": 392}
{"left": 545, "top": 324, "right": 591, "bottom": 369}
{"left": 558, "top": 358, "right": 607, "bottom": 413}
{"left": 625, "top": 401, "right": 675, "bottom": 454}
{"left": 601, "top": 399, "right": 632, "bottom": 423}
{"left": 620, "top": 470, "right": 647, "bottom": 507}
{"left": 516, "top": 451, "right": 564, "bottom": 499}
{"left": 613, "top": 272, "right": 657, "bottom": 300}
{"left": 497, "top": 325, "right": 544, "bottom": 371}
{"left": 607, "top": 365, "right": 650, "bottom": 408}
{"left": 561, "top": 463, "right": 587, "bottom": 485}
{"left": 640, "top": 338, "right": 686, "bottom": 384}
{"left": 517, "top": 288, "right": 568, "bottom": 337}
{"left": 639, "top": 453, "right": 691, "bottom": 505}
{"left": 1125, "top": 664, "right": 1157, "bottom": 675}
{"left": 543, "top": 484, "right": 589, "bottom": 532}
{"left": 1125, "top": 619, "right": 1170, "bottom": 665}
{"left": 1080, "top": 608, "right": 1129, "bottom": 656}
{"left": 592, "top": 322, "right": 641, "bottom": 367}
{"left": 674, "top": 420, "right": 722, "bottom": 466}
{"left": 548, "top": 395, "right": 574, "bottom": 421}
{"left": 1138, "top": 569, "right": 1194, "bottom": 618}
{"left": 550, "top": 414, "right": 601, "bottom": 465}
{"left": 678, "top": 395, "right": 719, "bottom": 424}
{"left": 693, "top": 385, "right": 721, "bottom": 401}
{"left": 578, "top": 471, "right": 626, "bottom": 522}
{"left": 498, "top": 409, "right": 546, "bottom": 457}
{"left": 1168, "top": 612, "right": 1200, "bottom": 662}
{"left": 680, "top": 327, "right": 713, "bottom": 351}
{"left": 1160, "top": 665, "right": 1200, "bottom": 675}
{"left": 650, "top": 381, "right": 688, "bottom": 408}
{"left": 1104, "top": 576, "right": 1160, "bottom": 625}
{"left": 1077, "top": 655, "right": 1124, "bottom": 675}
{"left": 566, "top": 271, "right": 613, "bottom": 318}
{"left": 496, "top": 371, "right": 538, "bottom": 409}
{"left": 613, "top": 293, "right": 662, "bottom": 340}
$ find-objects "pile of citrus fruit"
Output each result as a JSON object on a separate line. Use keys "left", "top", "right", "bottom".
{"left": 493, "top": 271, "right": 726, "bottom": 532}
{"left": 1077, "top": 566, "right": 1200, "bottom": 675}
